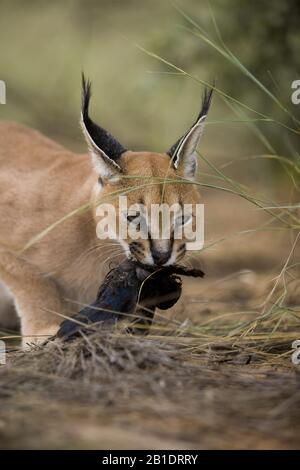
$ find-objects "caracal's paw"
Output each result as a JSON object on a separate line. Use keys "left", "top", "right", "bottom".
{"left": 21, "top": 325, "right": 60, "bottom": 350}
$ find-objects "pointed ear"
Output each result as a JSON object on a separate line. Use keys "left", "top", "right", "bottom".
{"left": 167, "top": 88, "right": 213, "bottom": 179}
{"left": 80, "top": 73, "right": 126, "bottom": 180}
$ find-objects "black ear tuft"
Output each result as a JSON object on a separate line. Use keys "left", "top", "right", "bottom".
{"left": 81, "top": 73, "right": 126, "bottom": 161}
{"left": 81, "top": 73, "right": 92, "bottom": 124}
{"left": 198, "top": 87, "right": 213, "bottom": 121}
{"left": 167, "top": 87, "right": 213, "bottom": 166}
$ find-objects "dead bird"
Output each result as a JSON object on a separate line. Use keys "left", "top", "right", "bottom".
{"left": 57, "top": 260, "right": 204, "bottom": 340}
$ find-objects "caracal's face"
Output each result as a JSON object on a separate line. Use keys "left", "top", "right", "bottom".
{"left": 80, "top": 74, "right": 212, "bottom": 266}
{"left": 94, "top": 151, "right": 201, "bottom": 267}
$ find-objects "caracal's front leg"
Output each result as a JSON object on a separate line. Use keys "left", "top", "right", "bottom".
{"left": 0, "top": 251, "right": 67, "bottom": 349}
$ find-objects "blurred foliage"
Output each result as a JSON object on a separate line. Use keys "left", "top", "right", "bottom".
{"left": 150, "top": 0, "right": 300, "bottom": 157}
{"left": 0, "top": 0, "right": 299, "bottom": 177}
{"left": 0, "top": 0, "right": 208, "bottom": 153}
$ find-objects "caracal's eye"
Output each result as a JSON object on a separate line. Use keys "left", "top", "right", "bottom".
{"left": 127, "top": 213, "right": 140, "bottom": 224}
{"left": 126, "top": 212, "right": 148, "bottom": 235}
{"left": 175, "top": 214, "right": 192, "bottom": 227}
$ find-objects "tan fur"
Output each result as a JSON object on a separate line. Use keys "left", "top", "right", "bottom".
{"left": 0, "top": 122, "right": 200, "bottom": 348}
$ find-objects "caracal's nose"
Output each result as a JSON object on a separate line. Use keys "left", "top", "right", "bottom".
{"left": 151, "top": 248, "right": 171, "bottom": 266}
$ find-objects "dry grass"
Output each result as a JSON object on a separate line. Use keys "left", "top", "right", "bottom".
{"left": 0, "top": 323, "right": 299, "bottom": 450}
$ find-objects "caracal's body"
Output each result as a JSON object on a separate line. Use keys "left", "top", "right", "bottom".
{"left": 0, "top": 78, "right": 212, "bottom": 348}
{"left": 0, "top": 122, "right": 105, "bottom": 344}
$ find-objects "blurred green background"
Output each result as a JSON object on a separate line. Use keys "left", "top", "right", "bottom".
{"left": 0, "top": 0, "right": 299, "bottom": 181}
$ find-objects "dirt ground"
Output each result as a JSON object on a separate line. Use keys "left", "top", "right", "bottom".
{"left": 0, "top": 190, "right": 299, "bottom": 450}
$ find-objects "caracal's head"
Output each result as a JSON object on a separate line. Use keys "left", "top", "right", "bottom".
{"left": 81, "top": 74, "right": 212, "bottom": 267}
